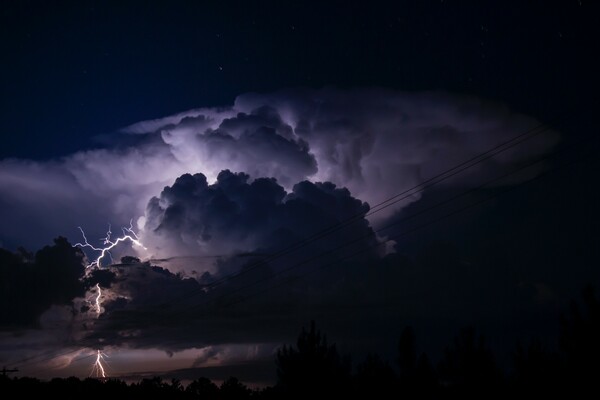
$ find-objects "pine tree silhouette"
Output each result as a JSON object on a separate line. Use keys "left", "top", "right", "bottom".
{"left": 276, "top": 321, "right": 350, "bottom": 398}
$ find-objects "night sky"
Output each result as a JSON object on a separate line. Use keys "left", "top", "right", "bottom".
{"left": 1, "top": 0, "right": 599, "bottom": 386}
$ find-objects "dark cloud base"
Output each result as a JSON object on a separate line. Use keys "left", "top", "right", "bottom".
{"left": 119, "top": 358, "right": 275, "bottom": 387}
{"left": 144, "top": 169, "right": 379, "bottom": 263}
{"left": 2, "top": 164, "right": 589, "bottom": 377}
{"left": 0, "top": 238, "right": 85, "bottom": 328}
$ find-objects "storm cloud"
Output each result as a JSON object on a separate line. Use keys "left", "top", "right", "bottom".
{"left": 142, "top": 169, "right": 379, "bottom": 263}
{"left": 0, "top": 238, "right": 86, "bottom": 328}
{"left": 0, "top": 88, "right": 558, "bottom": 252}
{"left": 0, "top": 88, "right": 563, "bottom": 380}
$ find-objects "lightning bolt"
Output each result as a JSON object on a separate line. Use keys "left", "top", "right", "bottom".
{"left": 75, "top": 219, "right": 146, "bottom": 268}
{"left": 75, "top": 221, "right": 141, "bottom": 379}
{"left": 90, "top": 349, "right": 108, "bottom": 379}
{"left": 94, "top": 283, "right": 102, "bottom": 316}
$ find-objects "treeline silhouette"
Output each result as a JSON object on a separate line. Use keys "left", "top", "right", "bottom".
{"left": 2, "top": 286, "right": 599, "bottom": 399}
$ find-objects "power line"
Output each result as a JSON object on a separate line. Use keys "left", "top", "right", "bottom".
{"left": 156, "top": 114, "right": 567, "bottom": 309}
{"left": 84, "top": 116, "right": 565, "bottom": 326}
{"left": 9, "top": 110, "right": 584, "bottom": 371}
{"left": 90, "top": 126, "right": 597, "bottom": 330}
{"left": 208, "top": 143, "right": 599, "bottom": 313}
{"left": 156, "top": 137, "right": 599, "bottom": 319}
{"left": 17, "top": 132, "right": 596, "bottom": 371}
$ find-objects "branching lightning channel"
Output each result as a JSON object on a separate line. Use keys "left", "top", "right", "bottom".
{"left": 75, "top": 219, "right": 146, "bottom": 268}
{"left": 90, "top": 350, "right": 108, "bottom": 379}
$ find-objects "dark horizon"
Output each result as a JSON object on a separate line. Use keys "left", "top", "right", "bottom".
{"left": 4, "top": 300, "right": 600, "bottom": 398}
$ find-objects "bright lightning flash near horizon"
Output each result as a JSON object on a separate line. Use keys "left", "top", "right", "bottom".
{"left": 91, "top": 350, "right": 108, "bottom": 379}
{"left": 75, "top": 219, "right": 146, "bottom": 268}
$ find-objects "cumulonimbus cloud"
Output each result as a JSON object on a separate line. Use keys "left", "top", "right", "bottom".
{"left": 142, "top": 170, "right": 379, "bottom": 263}
{"left": 0, "top": 88, "right": 558, "bottom": 254}
{"left": 0, "top": 88, "right": 567, "bottom": 382}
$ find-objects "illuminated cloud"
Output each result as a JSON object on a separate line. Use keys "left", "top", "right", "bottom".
{"left": 0, "top": 89, "right": 558, "bottom": 252}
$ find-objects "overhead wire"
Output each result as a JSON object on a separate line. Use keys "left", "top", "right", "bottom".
{"left": 9, "top": 109, "right": 588, "bottom": 371}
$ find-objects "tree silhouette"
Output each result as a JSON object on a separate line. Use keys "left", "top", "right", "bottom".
{"left": 5, "top": 287, "right": 600, "bottom": 399}
{"left": 220, "top": 377, "right": 250, "bottom": 400}
{"left": 354, "top": 354, "right": 396, "bottom": 398}
{"left": 397, "top": 326, "right": 417, "bottom": 382}
{"left": 438, "top": 327, "right": 502, "bottom": 398}
{"left": 397, "top": 326, "right": 438, "bottom": 398}
{"left": 513, "top": 338, "right": 561, "bottom": 396}
{"left": 414, "top": 352, "right": 438, "bottom": 396}
{"left": 558, "top": 285, "right": 600, "bottom": 394}
{"left": 276, "top": 321, "right": 350, "bottom": 398}
{"left": 185, "top": 377, "right": 219, "bottom": 399}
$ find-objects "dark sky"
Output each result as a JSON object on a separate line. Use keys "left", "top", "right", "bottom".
{"left": 1, "top": 0, "right": 599, "bottom": 386}
{"left": 1, "top": 0, "right": 596, "bottom": 159}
